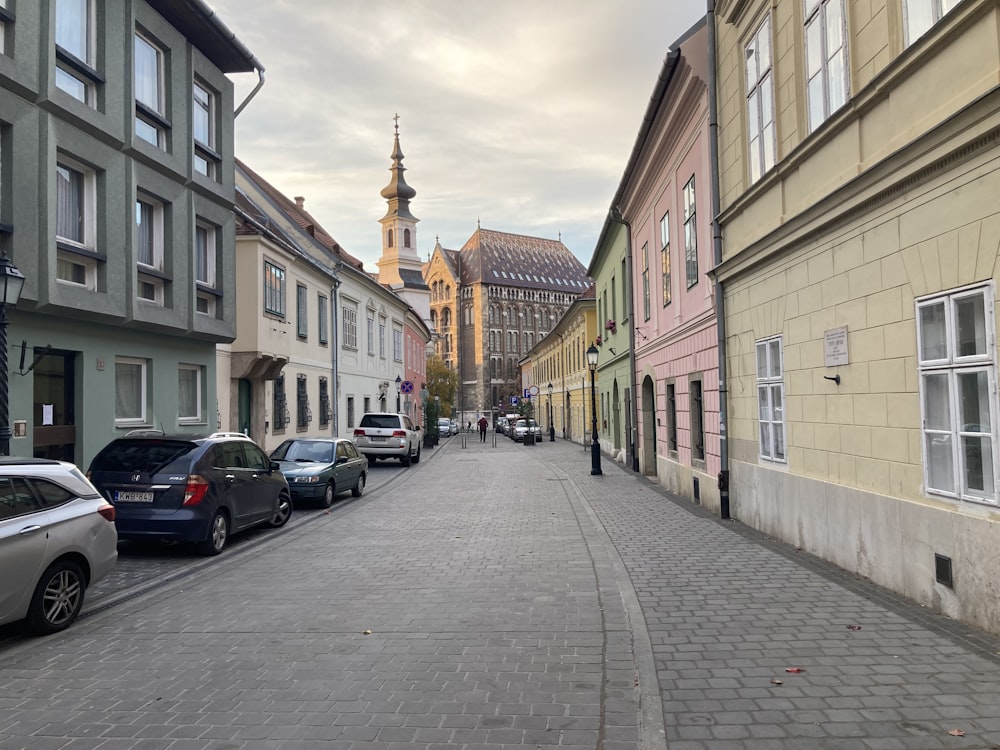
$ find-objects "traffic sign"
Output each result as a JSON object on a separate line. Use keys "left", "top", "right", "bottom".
{"left": 400, "top": 380, "right": 414, "bottom": 394}
{"left": 509, "top": 396, "right": 518, "bottom": 406}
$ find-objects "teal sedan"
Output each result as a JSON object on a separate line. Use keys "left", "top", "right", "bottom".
{"left": 270, "top": 438, "right": 367, "bottom": 508}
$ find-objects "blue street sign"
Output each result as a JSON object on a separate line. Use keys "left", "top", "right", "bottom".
{"left": 509, "top": 396, "right": 518, "bottom": 406}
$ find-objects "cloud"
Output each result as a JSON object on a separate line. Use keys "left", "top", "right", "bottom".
{"left": 211, "top": 0, "right": 705, "bottom": 268}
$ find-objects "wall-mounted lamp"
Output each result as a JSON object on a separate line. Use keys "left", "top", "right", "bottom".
{"left": 823, "top": 374, "right": 841, "bottom": 386}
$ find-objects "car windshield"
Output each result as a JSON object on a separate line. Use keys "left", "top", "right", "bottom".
{"left": 360, "top": 415, "right": 402, "bottom": 429}
{"left": 272, "top": 440, "right": 335, "bottom": 463}
{"left": 89, "top": 440, "right": 198, "bottom": 474}
{"left": 516, "top": 420, "right": 526, "bottom": 427}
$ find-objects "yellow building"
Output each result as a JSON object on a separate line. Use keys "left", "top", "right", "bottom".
{"left": 713, "top": 0, "right": 1000, "bottom": 634}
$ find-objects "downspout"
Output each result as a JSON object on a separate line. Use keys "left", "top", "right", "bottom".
{"left": 610, "top": 208, "right": 640, "bottom": 473}
{"left": 235, "top": 67, "right": 265, "bottom": 118}
{"left": 189, "top": 0, "right": 266, "bottom": 118}
{"left": 707, "top": 0, "right": 731, "bottom": 519}
{"left": 331, "top": 263, "right": 343, "bottom": 437}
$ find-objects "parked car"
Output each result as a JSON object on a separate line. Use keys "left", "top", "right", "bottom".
{"left": 353, "top": 412, "right": 421, "bottom": 465}
{"left": 437, "top": 417, "right": 452, "bottom": 437}
{"left": 87, "top": 432, "right": 292, "bottom": 556}
{"left": 271, "top": 438, "right": 367, "bottom": 508}
{"left": 449, "top": 420, "right": 459, "bottom": 435}
{"left": 512, "top": 419, "right": 542, "bottom": 443}
{"left": 0, "top": 457, "right": 118, "bottom": 634}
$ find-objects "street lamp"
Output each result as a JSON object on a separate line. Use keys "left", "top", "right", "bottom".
{"left": 0, "top": 252, "right": 24, "bottom": 456}
{"left": 586, "top": 344, "right": 602, "bottom": 476}
{"left": 395, "top": 375, "right": 402, "bottom": 413}
{"left": 547, "top": 382, "right": 554, "bottom": 442}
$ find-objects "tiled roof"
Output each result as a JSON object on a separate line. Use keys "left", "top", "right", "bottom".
{"left": 235, "top": 158, "right": 365, "bottom": 271}
{"left": 399, "top": 268, "right": 430, "bottom": 290}
{"left": 458, "top": 228, "right": 591, "bottom": 291}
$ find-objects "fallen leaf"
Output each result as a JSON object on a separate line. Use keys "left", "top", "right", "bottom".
{"left": 770, "top": 678, "right": 783, "bottom": 685}
{"left": 948, "top": 729, "right": 966, "bottom": 737}
{"left": 846, "top": 625, "right": 862, "bottom": 631}
{"left": 362, "top": 629, "right": 372, "bottom": 635}
{"left": 784, "top": 667, "right": 806, "bottom": 674}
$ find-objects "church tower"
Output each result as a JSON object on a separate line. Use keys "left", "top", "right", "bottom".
{"left": 376, "top": 116, "right": 426, "bottom": 302}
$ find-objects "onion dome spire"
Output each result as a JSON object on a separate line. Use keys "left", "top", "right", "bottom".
{"left": 380, "top": 114, "right": 417, "bottom": 220}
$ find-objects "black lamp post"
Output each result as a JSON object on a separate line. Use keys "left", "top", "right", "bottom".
{"left": 587, "top": 344, "right": 602, "bottom": 476}
{"left": 395, "top": 375, "right": 402, "bottom": 413}
{"left": 547, "top": 382, "right": 554, "bottom": 441}
{"left": 0, "top": 253, "right": 25, "bottom": 457}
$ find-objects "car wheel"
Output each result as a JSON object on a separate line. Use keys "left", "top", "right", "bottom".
{"left": 270, "top": 493, "right": 292, "bottom": 528}
{"left": 412, "top": 444, "right": 421, "bottom": 464}
{"left": 400, "top": 448, "right": 412, "bottom": 466}
{"left": 197, "top": 510, "right": 229, "bottom": 556}
{"left": 26, "top": 559, "right": 86, "bottom": 635}
{"left": 320, "top": 482, "right": 336, "bottom": 508}
{"left": 351, "top": 472, "right": 365, "bottom": 497}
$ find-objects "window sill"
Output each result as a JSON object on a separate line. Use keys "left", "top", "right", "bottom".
{"left": 57, "top": 240, "right": 106, "bottom": 262}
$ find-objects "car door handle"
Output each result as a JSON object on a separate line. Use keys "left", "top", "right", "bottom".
{"left": 224, "top": 474, "right": 237, "bottom": 481}
{"left": 18, "top": 525, "right": 43, "bottom": 535}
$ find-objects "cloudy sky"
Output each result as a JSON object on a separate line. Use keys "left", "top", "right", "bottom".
{"left": 209, "top": 1, "right": 706, "bottom": 270}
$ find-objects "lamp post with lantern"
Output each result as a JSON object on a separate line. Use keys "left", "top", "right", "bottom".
{"left": 395, "top": 375, "right": 402, "bottom": 413}
{"left": 0, "top": 252, "right": 25, "bottom": 456}
{"left": 547, "top": 382, "right": 554, "bottom": 442}
{"left": 586, "top": 344, "right": 602, "bottom": 475}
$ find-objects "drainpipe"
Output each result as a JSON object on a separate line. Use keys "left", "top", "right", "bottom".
{"left": 331, "top": 263, "right": 343, "bottom": 436}
{"left": 610, "top": 208, "right": 640, "bottom": 473}
{"left": 707, "top": 0, "right": 731, "bottom": 519}
{"left": 188, "top": 0, "right": 266, "bottom": 118}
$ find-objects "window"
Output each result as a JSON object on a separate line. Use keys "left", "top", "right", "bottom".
{"left": 296, "top": 375, "right": 310, "bottom": 429}
{"left": 804, "top": 0, "right": 848, "bottom": 133}
{"left": 905, "top": 0, "right": 960, "bottom": 46}
{"left": 660, "top": 212, "right": 671, "bottom": 307}
{"left": 178, "top": 364, "right": 203, "bottom": 423}
{"left": 641, "top": 242, "right": 650, "bottom": 321}
{"left": 319, "top": 377, "right": 330, "bottom": 428}
{"left": 56, "top": 158, "right": 98, "bottom": 289}
{"left": 746, "top": 14, "right": 776, "bottom": 183}
{"left": 136, "top": 195, "right": 165, "bottom": 305}
{"left": 346, "top": 396, "right": 355, "bottom": 429}
{"left": 318, "top": 294, "right": 328, "bottom": 344}
{"left": 917, "top": 285, "right": 998, "bottom": 504}
{"left": 387, "top": 228, "right": 393, "bottom": 247}
{"left": 393, "top": 326, "right": 403, "bottom": 361}
{"left": 264, "top": 261, "right": 285, "bottom": 316}
{"left": 134, "top": 32, "right": 168, "bottom": 149}
{"left": 756, "top": 336, "right": 785, "bottom": 462}
{"left": 55, "top": 0, "right": 101, "bottom": 105}
{"left": 192, "top": 81, "right": 219, "bottom": 178}
{"left": 379, "top": 316, "right": 386, "bottom": 359}
{"left": 691, "top": 378, "right": 705, "bottom": 462}
{"left": 195, "top": 222, "right": 217, "bottom": 316}
{"left": 683, "top": 176, "right": 698, "bottom": 288}
{"left": 273, "top": 375, "right": 288, "bottom": 431}
{"left": 0, "top": 1, "right": 11, "bottom": 56}
{"left": 367, "top": 312, "right": 375, "bottom": 355}
{"left": 115, "top": 357, "right": 147, "bottom": 425}
{"left": 666, "top": 382, "right": 678, "bottom": 453}
{"left": 296, "top": 284, "right": 308, "bottom": 338}
{"left": 404, "top": 228, "right": 411, "bottom": 247}
{"left": 343, "top": 305, "right": 358, "bottom": 349}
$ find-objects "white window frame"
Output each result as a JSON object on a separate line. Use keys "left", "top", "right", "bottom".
{"left": 192, "top": 80, "right": 219, "bottom": 178}
{"left": 393, "top": 325, "right": 403, "bottom": 362}
{"left": 318, "top": 294, "right": 328, "bottom": 344}
{"left": 756, "top": 336, "right": 785, "bottom": 462}
{"left": 367, "top": 311, "right": 375, "bottom": 356}
{"left": 195, "top": 221, "right": 217, "bottom": 317}
{"left": 641, "top": 242, "right": 650, "bottom": 321}
{"left": 134, "top": 31, "right": 166, "bottom": 149}
{"left": 264, "top": 260, "right": 285, "bottom": 317}
{"left": 746, "top": 14, "right": 776, "bottom": 183}
{"left": 55, "top": 156, "right": 98, "bottom": 290}
{"left": 343, "top": 305, "right": 358, "bottom": 349}
{"left": 135, "top": 193, "right": 164, "bottom": 305}
{"left": 917, "top": 283, "right": 999, "bottom": 505}
{"left": 379, "top": 316, "right": 386, "bottom": 359}
{"left": 0, "top": 0, "right": 9, "bottom": 55}
{"left": 177, "top": 364, "right": 203, "bottom": 424}
{"left": 115, "top": 357, "right": 148, "bottom": 426}
{"left": 904, "top": 0, "right": 961, "bottom": 46}
{"left": 683, "top": 176, "right": 698, "bottom": 289}
{"left": 296, "top": 283, "right": 308, "bottom": 338}
{"left": 55, "top": 0, "right": 98, "bottom": 105}
{"left": 804, "top": 0, "right": 848, "bottom": 133}
{"left": 660, "top": 212, "right": 671, "bottom": 307}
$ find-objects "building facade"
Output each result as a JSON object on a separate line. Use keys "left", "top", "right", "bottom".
{"left": 713, "top": 0, "right": 1000, "bottom": 634}
{"left": 0, "top": 0, "right": 260, "bottom": 464}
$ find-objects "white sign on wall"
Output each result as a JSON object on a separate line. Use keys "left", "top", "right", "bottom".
{"left": 824, "top": 326, "right": 849, "bottom": 367}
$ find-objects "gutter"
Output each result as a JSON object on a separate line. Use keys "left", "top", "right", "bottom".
{"left": 707, "top": 0, "right": 731, "bottom": 519}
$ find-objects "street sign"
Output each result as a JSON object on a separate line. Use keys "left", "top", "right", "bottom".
{"left": 509, "top": 396, "right": 518, "bottom": 406}
{"left": 401, "top": 380, "right": 414, "bottom": 394}
{"left": 528, "top": 385, "right": 539, "bottom": 396}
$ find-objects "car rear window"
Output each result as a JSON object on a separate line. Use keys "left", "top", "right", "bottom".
{"left": 360, "top": 415, "right": 402, "bottom": 429}
{"left": 90, "top": 440, "right": 199, "bottom": 474}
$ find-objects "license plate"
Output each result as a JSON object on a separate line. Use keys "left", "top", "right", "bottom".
{"left": 117, "top": 491, "right": 154, "bottom": 503}
{"left": 369, "top": 436, "right": 386, "bottom": 443}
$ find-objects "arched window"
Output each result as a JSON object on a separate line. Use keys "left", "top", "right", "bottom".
{"left": 430, "top": 310, "right": 437, "bottom": 329}
{"left": 443, "top": 308, "right": 451, "bottom": 327}
{"left": 503, "top": 308, "right": 509, "bottom": 325}
{"left": 404, "top": 228, "right": 411, "bottom": 247}
{"left": 387, "top": 229, "right": 394, "bottom": 247}
{"left": 445, "top": 285, "right": 451, "bottom": 300}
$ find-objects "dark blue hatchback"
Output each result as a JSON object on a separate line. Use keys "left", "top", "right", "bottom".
{"left": 87, "top": 432, "right": 291, "bottom": 555}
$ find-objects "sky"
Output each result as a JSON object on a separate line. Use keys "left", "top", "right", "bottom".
{"left": 209, "top": 1, "right": 707, "bottom": 271}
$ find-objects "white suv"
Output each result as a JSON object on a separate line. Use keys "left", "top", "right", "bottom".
{"left": 353, "top": 413, "right": 422, "bottom": 466}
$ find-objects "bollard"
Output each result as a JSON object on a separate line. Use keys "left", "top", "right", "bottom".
{"left": 461, "top": 434, "right": 466, "bottom": 449}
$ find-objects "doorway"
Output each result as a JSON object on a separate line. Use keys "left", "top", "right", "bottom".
{"left": 238, "top": 378, "right": 252, "bottom": 435}
{"left": 32, "top": 349, "right": 76, "bottom": 461}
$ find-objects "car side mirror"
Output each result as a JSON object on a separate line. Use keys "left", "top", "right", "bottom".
{"left": 337, "top": 456, "right": 348, "bottom": 464}
{"left": 270, "top": 461, "right": 281, "bottom": 473}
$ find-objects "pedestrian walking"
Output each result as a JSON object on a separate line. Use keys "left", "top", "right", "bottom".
{"left": 478, "top": 416, "right": 488, "bottom": 442}
{"left": 467, "top": 421, "right": 472, "bottom": 433}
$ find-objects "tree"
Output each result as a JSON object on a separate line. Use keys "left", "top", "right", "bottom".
{"left": 426, "top": 356, "right": 459, "bottom": 417}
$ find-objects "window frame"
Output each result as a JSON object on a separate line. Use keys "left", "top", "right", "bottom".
{"left": 135, "top": 193, "right": 166, "bottom": 306}
{"left": 666, "top": 381, "right": 678, "bottom": 454}
{"left": 273, "top": 374, "right": 288, "bottom": 432}
{"left": 690, "top": 376, "right": 705, "bottom": 463}
{"left": 641, "top": 242, "right": 650, "bottom": 321}
{"left": 195, "top": 221, "right": 218, "bottom": 317}
{"left": 804, "top": 0, "right": 849, "bottom": 133}
{"left": 114, "top": 357, "right": 148, "bottom": 426}
{"left": 296, "top": 374, "right": 310, "bottom": 429}
{"left": 177, "top": 363, "right": 203, "bottom": 424}
{"left": 319, "top": 376, "right": 330, "bottom": 427}
{"left": 343, "top": 304, "right": 358, "bottom": 349}
{"left": 296, "top": 283, "right": 308, "bottom": 339}
{"left": 133, "top": 30, "right": 169, "bottom": 149}
{"left": 683, "top": 176, "right": 698, "bottom": 289}
{"left": 367, "top": 311, "right": 375, "bottom": 356}
{"left": 660, "top": 212, "right": 671, "bottom": 307}
{"left": 904, "top": 0, "right": 960, "bottom": 46}
{"left": 318, "top": 293, "right": 328, "bottom": 345}
{"left": 55, "top": 155, "right": 99, "bottom": 290}
{"left": 756, "top": 336, "right": 786, "bottom": 463}
{"left": 746, "top": 13, "right": 777, "bottom": 183}
{"left": 192, "top": 79, "right": 220, "bottom": 178}
{"left": 393, "top": 325, "right": 403, "bottom": 362}
{"left": 263, "top": 260, "right": 286, "bottom": 317}
{"left": 54, "top": 0, "right": 103, "bottom": 106}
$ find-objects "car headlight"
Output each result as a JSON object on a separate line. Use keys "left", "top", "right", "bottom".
{"left": 293, "top": 476, "right": 321, "bottom": 483}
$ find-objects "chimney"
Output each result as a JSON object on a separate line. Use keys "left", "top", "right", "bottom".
{"left": 294, "top": 196, "right": 305, "bottom": 210}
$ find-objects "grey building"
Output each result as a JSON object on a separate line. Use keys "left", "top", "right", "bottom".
{"left": 0, "top": 1, "right": 261, "bottom": 464}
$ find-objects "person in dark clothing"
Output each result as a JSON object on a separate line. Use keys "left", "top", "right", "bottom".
{"left": 478, "top": 416, "right": 489, "bottom": 442}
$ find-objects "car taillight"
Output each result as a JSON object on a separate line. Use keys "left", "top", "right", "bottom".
{"left": 183, "top": 475, "right": 210, "bottom": 506}
{"left": 392, "top": 430, "right": 407, "bottom": 438}
{"left": 353, "top": 429, "right": 365, "bottom": 437}
{"left": 97, "top": 503, "right": 115, "bottom": 522}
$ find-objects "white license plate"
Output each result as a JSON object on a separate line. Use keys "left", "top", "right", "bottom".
{"left": 117, "top": 491, "right": 154, "bottom": 503}
{"left": 369, "top": 436, "right": 386, "bottom": 443}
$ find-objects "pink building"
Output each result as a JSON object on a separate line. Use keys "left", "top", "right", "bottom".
{"left": 616, "top": 19, "right": 721, "bottom": 509}
{"left": 403, "top": 311, "right": 430, "bottom": 424}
